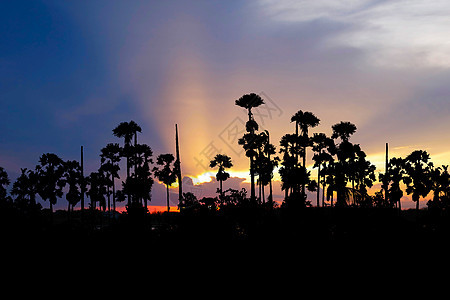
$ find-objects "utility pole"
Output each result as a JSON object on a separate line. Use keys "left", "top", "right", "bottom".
{"left": 385, "top": 142, "right": 389, "bottom": 204}
{"left": 175, "top": 124, "right": 183, "bottom": 208}
{"left": 81, "top": 145, "right": 85, "bottom": 211}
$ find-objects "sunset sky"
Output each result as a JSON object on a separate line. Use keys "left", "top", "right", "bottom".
{"left": 2, "top": 0, "right": 450, "bottom": 209}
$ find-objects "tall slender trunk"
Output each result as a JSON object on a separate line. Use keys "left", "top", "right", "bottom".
{"left": 262, "top": 184, "right": 265, "bottom": 204}
{"left": 317, "top": 163, "right": 321, "bottom": 207}
{"left": 250, "top": 157, "right": 255, "bottom": 201}
{"left": 322, "top": 181, "right": 325, "bottom": 207}
{"left": 166, "top": 185, "right": 170, "bottom": 212}
{"left": 126, "top": 155, "right": 130, "bottom": 207}
{"left": 258, "top": 179, "right": 262, "bottom": 203}
{"left": 112, "top": 174, "right": 116, "bottom": 212}
{"left": 269, "top": 179, "right": 273, "bottom": 204}
{"left": 302, "top": 143, "right": 306, "bottom": 202}
{"left": 352, "top": 179, "right": 355, "bottom": 206}
{"left": 107, "top": 185, "right": 111, "bottom": 213}
{"left": 219, "top": 179, "right": 223, "bottom": 198}
{"left": 248, "top": 109, "right": 256, "bottom": 202}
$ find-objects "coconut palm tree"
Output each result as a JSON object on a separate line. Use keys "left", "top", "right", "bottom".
{"left": 153, "top": 154, "right": 177, "bottom": 212}
{"left": 235, "top": 93, "right": 264, "bottom": 201}
{"left": 210, "top": 154, "right": 233, "bottom": 198}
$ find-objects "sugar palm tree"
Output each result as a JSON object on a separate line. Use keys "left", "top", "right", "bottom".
{"left": 210, "top": 154, "right": 233, "bottom": 198}
{"left": 11, "top": 168, "right": 38, "bottom": 209}
{"left": 153, "top": 154, "right": 177, "bottom": 212}
{"left": 86, "top": 170, "right": 108, "bottom": 211}
{"left": 403, "top": 150, "right": 433, "bottom": 212}
{"left": 379, "top": 157, "right": 405, "bottom": 210}
{"left": 331, "top": 121, "right": 357, "bottom": 142}
{"left": 291, "top": 110, "right": 320, "bottom": 200}
{"left": 36, "top": 153, "right": 65, "bottom": 218}
{"left": 63, "top": 160, "right": 82, "bottom": 216}
{"left": 113, "top": 121, "right": 141, "bottom": 205}
{"left": 311, "top": 133, "right": 332, "bottom": 207}
{"left": 279, "top": 133, "right": 309, "bottom": 208}
{"left": 260, "top": 130, "right": 278, "bottom": 205}
{"left": 235, "top": 93, "right": 264, "bottom": 201}
{"left": 130, "top": 143, "right": 154, "bottom": 209}
{"left": 0, "top": 167, "right": 10, "bottom": 202}
{"left": 100, "top": 143, "right": 121, "bottom": 211}
{"left": 331, "top": 121, "right": 357, "bottom": 207}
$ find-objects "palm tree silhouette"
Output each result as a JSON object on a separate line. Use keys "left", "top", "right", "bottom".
{"left": 380, "top": 157, "right": 405, "bottom": 210}
{"left": 11, "top": 168, "right": 38, "bottom": 208}
{"left": 36, "top": 153, "right": 65, "bottom": 217}
{"left": 0, "top": 167, "right": 10, "bottom": 202}
{"left": 86, "top": 170, "right": 108, "bottom": 211}
{"left": 235, "top": 93, "right": 264, "bottom": 201}
{"left": 404, "top": 150, "right": 433, "bottom": 212}
{"left": 291, "top": 110, "right": 320, "bottom": 200}
{"left": 311, "top": 133, "right": 332, "bottom": 207}
{"left": 153, "top": 154, "right": 177, "bottom": 212}
{"left": 331, "top": 121, "right": 357, "bottom": 207}
{"left": 112, "top": 121, "right": 142, "bottom": 206}
{"left": 63, "top": 160, "right": 82, "bottom": 216}
{"left": 100, "top": 143, "right": 121, "bottom": 211}
{"left": 129, "top": 143, "right": 154, "bottom": 209}
{"left": 279, "top": 133, "right": 309, "bottom": 207}
{"left": 209, "top": 154, "right": 233, "bottom": 198}
{"left": 257, "top": 130, "right": 278, "bottom": 204}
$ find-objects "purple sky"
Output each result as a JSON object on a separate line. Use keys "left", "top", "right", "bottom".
{"left": 2, "top": 1, "right": 450, "bottom": 209}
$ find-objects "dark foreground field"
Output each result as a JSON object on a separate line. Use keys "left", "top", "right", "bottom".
{"left": 3, "top": 206, "right": 450, "bottom": 254}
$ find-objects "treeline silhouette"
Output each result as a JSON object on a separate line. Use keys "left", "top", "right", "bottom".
{"left": 2, "top": 93, "right": 450, "bottom": 248}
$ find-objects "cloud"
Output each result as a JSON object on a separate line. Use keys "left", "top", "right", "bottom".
{"left": 258, "top": 0, "right": 450, "bottom": 68}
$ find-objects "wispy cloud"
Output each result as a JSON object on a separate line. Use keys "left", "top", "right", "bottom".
{"left": 258, "top": 0, "right": 450, "bottom": 68}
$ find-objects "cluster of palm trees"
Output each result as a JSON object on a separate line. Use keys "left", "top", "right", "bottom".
{"left": 0, "top": 121, "right": 180, "bottom": 219}
{"left": 234, "top": 93, "right": 450, "bottom": 212}
{"left": 2, "top": 93, "right": 450, "bottom": 220}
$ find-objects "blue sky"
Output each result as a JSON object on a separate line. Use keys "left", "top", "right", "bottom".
{"left": 3, "top": 0, "right": 450, "bottom": 209}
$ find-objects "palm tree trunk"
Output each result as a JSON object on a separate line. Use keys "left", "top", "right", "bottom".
{"left": 220, "top": 179, "right": 223, "bottom": 198}
{"left": 322, "top": 181, "right": 325, "bottom": 207}
{"left": 112, "top": 174, "right": 116, "bottom": 212}
{"left": 250, "top": 157, "right": 256, "bottom": 201}
{"left": 259, "top": 179, "right": 262, "bottom": 204}
{"left": 262, "top": 184, "right": 265, "bottom": 204}
{"left": 269, "top": 178, "right": 273, "bottom": 204}
{"left": 352, "top": 179, "right": 355, "bottom": 206}
{"left": 126, "top": 156, "right": 130, "bottom": 206}
{"left": 166, "top": 185, "right": 170, "bottom": 212}
{"left": 317, "top": 164, "right": 321, "bottom": 207}
{"left": 302, "top": 144, "right": 306, "bottom": 201}
{"left": 107, "top": 185, "right": 111, "bottom": 213}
